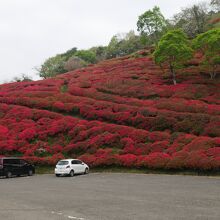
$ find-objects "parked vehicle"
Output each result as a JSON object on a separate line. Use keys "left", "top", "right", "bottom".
{"left": 55, "top": 159, "right": 89, "bottom": 177}
{"left": 0, "top": 157, "right": 35, "bottom": 178}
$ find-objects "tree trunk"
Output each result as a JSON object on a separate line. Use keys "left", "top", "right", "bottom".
{"left": 170, "top": 64, "right": 177, "bottom": 85}
{"left": 210, "top": 65, "right": 217, "bottom": 79}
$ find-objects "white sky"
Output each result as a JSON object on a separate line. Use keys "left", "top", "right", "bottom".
{"left": 0, "top": 0, "right": 203, "bottom": 83}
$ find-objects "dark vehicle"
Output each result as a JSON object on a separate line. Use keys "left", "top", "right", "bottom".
{"left": 0, "top": 157, "right": 35, "bottom": 178}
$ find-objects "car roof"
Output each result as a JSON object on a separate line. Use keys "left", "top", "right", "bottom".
{"left": 59, "top": 159, "right": 79, "bottom": 161}
{"left": 0, "top": 157, "right": 21, "bottom": 159}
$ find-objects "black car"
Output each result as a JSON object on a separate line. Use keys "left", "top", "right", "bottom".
{"left": 0, "top": 157, "right": 35, "bottom": 178}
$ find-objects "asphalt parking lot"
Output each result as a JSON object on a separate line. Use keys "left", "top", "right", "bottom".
{"left": 0, "top": 173, "right": 220, "bottom": 220}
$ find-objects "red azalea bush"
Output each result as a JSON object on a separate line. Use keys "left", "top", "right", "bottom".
{"left": 0, "top": 53, "right": 219, "bottom": 170}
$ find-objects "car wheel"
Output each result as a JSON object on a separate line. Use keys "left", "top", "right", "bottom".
{"left": 69, "top": 170, "right": 74, "bottom": 177}
{"left": 28, "top": 169, "right": 33, "bottom": 176}
{"left": 6, "top": 171, "right": 12, "bottom": 178}
{"left": 84, "top": 168, "right": 89, "bottom": 174}
{"left": 56, "top": 174, "right": 60, "bottom": 177}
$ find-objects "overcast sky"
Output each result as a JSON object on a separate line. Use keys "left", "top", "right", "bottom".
{"left": 0, "top": 0, "right": 203, "bottom": 83}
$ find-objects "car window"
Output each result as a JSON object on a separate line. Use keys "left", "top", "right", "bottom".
{"left": 76, "top": 160, "right": 83, "bottom": 164}
{"left": 12, "top": 159, "right": 20, "bottom": 165}
{"left": 57, "top": 161, "right": 69, "bottom": 165}
{"left": 3, "top": 159, "right": 13, "bottom": 165}
{"left": 20, "top": 160, "right": 27, "bottom": 165}
{"left": 71, "top": 160, "right": 78, "bottom": 165}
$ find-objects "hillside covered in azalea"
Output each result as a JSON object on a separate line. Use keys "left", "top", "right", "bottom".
{"left": 0, "top": 51, "right": 220, "bottom": 170}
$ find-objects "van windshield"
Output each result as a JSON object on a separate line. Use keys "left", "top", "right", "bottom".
{"left": 57, "top": 161, "right": 69, "bottom": 165}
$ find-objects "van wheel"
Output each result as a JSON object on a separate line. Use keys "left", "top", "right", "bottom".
{"left": 6, "top": 171, "right": 12, "bottom": 178}
{"left": 28, "top": 169, "right": 33, "bottom": 176}
{"left": 84, "top": 168, "right": 89, "bottom": 174}
{"left": 69, "top": 170, "right": 74, "bottom": 177}
{"left": 56, "top": 174, "right": 60, "bottom": 177}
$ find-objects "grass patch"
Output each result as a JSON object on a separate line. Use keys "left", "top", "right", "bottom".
{"left": 60, "top": 84, "right": 68, "bottom": 93}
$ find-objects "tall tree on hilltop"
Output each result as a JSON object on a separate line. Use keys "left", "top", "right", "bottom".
{"left": 153, "top": 29, "right": 193, "bottom": 85}
{"left": 137, "top": 6, "right": 167, "bottom": 45}
{"left": 171, "top": 3, "right": 209, "bottom": 38}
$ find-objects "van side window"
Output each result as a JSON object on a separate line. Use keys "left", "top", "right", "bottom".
{"left": 4, "top": 159, "right": 19, "bottom": 165}
{"left": 13, "top": 159, "right": 20, "bottom": 165}
{"left": 20, "top": 160, "right": 27, "bottom": 165}
{"left": 4, "top": 159, "right": 11, "bottom": 165}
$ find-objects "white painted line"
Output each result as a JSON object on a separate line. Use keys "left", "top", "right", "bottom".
{"left": 51, "top": 210, "right": 86, "bottom": 220}
{"left": 67, "top": 216, "right": 85, "bottom": 220}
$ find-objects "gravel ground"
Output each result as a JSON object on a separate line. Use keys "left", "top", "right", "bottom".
{"left": 0, "top": 173, "right": 220, "bottom": 220}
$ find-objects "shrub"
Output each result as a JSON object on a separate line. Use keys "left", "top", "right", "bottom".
{"left": 64, "top": 56, "right": 87, "bottom": 72}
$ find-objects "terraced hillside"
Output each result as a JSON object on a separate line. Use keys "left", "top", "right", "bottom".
{"left": 0, "top": 51, "right": 219, "bottom": 170}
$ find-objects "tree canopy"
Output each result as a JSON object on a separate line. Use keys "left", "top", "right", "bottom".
{"left": 137, "top": 6, "right": 167, "bottom": 45}
{"left": 106, "top": 31, "right": 143, "bottom": 58}
{"left": 193, "top": 28, "right": 220, "bottom": 79}
{"left": 38, "top": 55, "right": 66, "bottom": 79}
{"left": 171, "top": 3, "right": 208, "bottom": 38}
{"left": 74, "top": 50, "right": 97, "bottom": 64}
{"left": 154, "top": 29, "right": 193, "bottom": 85}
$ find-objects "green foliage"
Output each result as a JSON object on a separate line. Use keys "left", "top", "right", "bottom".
{"left": 75, "top": 50, "right": 97, "bottom": 64}
{"left": 153, "top": 29, "right": 193, "bottom": 85}
{"left": 37, "top": 29, "right": 144, "bottom": 78}
{"left": 106, "top": 31, "right": 143, "bottom": 59}
{"left": 60, "top": 47, "right": 78, "bottom": 61}
{"left": 60, "top": 84, "right": 68, "bottom": 93}
{"left": 137, "top": 6, "right": 167, "bottom": 45}
{"left": 90, "top": 46, "right": 107, "bottom": 61}
{"left": 38, "top": 54, "right": 66, "bottom": 79}
{"left": 193, "top": 28, "right": 220, "bottom": 79}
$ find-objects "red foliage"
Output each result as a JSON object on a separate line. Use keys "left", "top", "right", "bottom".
{"left": 0, "top": 53, "right": 219, "bottom": 170}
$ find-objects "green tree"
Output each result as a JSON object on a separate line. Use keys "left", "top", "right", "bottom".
{"left": 90, "top": 46, "right": 107, "bottom": 61}
{"left": 154, "top": 29, "right": 193, "bottom": 85}
{"left": 106, "top": 35, "right": 121, "bottom": 58}
{"left": 74, "top": 50, "right": 97, "bottom": 64}
{"left": 137, "top": 6, "right": 167, "bottom": 45}
{"left": 193, "top": 28, "right": 220, "bottom": 79}
{"left": 120, "top": 31, "right": 144, "bottom": 55}
{"left": 38, "top": 54, "right": 66, "bottom": 78}
{"left": 172, "top": 3, "right": 208, "bottom": 38}
{"left": 106, "top": 31, "right": 143, "bottom": 59}
{"left": 60, "top": 47, "right": 78, "bottom": 61}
